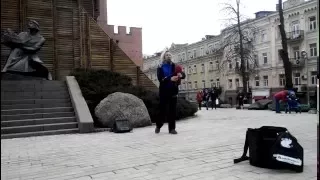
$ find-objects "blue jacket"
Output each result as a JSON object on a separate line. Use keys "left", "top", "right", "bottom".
{"left": 157, "top": 62, "right": 185, "bottom": 97}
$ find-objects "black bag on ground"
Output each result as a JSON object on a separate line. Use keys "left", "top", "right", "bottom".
{"left": 234, "top": 126, "right": 303, "bottom": 172}
{"left": 112, "top": 119, "right": 132, "bottom": 133}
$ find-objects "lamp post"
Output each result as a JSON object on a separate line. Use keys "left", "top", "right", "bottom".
{"left": 301, "top": 51, "right": 309, "bottom": 106}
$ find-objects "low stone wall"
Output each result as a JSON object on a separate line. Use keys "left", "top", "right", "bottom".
{"left": 66, "top": 76, "right": 94, "bottom": 133}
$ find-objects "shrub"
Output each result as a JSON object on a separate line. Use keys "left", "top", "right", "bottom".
{"left": 70, "top": 69, "right": 197, "bottom": 126}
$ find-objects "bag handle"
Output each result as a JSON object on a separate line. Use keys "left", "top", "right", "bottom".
{"left": 234, "top": 129, "right": 250, "bottom": 163}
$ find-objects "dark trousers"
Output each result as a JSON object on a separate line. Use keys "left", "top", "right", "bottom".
{"left": 157, "top": 96, "right": 177, "bottom": 131}
{"left": 198, "top": 102, "right": 202, "bottom": 110}
{"left": 274, "top": 97, "right": 280, "bottom": 113}
{"left": 238, "top": 99, "right": 244, "bottom": 107}
{"left": 211, "top": 98, "right": 217, "bottom": 109}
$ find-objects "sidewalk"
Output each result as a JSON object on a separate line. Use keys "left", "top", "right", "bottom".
{"left": 1, "top": 109, "right": 318, "bottom": 180}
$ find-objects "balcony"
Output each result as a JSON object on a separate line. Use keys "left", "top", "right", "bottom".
{"left": 290, "top": 58, "right": 305, "bottom": 68}
{"left": 286, "top": 30, "right": 304, "bottom": 43}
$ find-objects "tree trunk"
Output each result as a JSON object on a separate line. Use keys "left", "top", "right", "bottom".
{"left": 236, "top": 0, "right": 247, "bottom": 94}
{"left": 278, "top": 0, "right": 293, "bottom": 89}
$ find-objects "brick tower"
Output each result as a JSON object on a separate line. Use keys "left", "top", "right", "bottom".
{"left": 97, "top": 0, "right": 143, "bottom": 67}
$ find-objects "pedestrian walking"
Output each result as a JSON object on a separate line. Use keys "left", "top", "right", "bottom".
{"left": 237, "top": 90, "right": 245, "bottom": 109}
{"left": 196, "top": 90, "right": 204, "bottom": 110}
{"left": 156, "top": 49, "right": 186, "bottom": 134}
{"left": 210, "top": 88, "right": 218, "bottom": 110}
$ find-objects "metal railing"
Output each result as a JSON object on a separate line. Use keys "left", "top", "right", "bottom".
{"left": 286, "top": 30, "right": 304, "bottom": 41}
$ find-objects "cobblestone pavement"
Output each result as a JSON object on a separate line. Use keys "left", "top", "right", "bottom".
{"left": 1, "top": 109, "right": 318, "bottom": 180}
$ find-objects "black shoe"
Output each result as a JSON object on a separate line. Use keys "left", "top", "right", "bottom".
{"left": 155, "top": 127, "right": 160, "bottom": 134}
{"left": 169, "top": 130, "right": 178, "bottom": 134}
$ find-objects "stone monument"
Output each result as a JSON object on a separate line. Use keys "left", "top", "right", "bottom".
{"left": 1, "top": 20, "right": 52, "bottom": 80}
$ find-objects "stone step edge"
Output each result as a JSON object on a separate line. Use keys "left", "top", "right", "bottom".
{"left": 1, "top": 98, "right": 70, "bottom": 102}
{"left": 1, "top": 122, "right": 78, "bottom": 131}
{"left": 1, "top": 117, "right": 76, "bottom": 125}
{"left": 1, "top": 128, "right": 79, "bottom": 139}
{"left": 1, "top": 111, "right": 75, "bottom": 118}
{"left": 1, "top": 107, "right": 73, "bottom": 113}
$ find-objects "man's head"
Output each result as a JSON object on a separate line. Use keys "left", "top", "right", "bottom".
{"left": 27, "top": 20, "right": 40, "bottom": 31}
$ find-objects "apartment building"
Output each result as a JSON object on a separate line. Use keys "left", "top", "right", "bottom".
{"left": 143, "top": 0, "right": 318, "bottom": 105}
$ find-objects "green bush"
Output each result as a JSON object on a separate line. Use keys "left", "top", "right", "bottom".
{"left": 70, "top": 69, "right": 197, "bottom": 126}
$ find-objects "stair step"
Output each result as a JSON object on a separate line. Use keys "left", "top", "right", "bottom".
{"left": 1, "top": 102, "right": 72, "bottom": 110}
{"left": 1, "top": 107, "right": 73, "bottom": 115}
{"left": 1, "top": 128, "right": 79, "bottom": 139}
{"left": 1, "top": 99, "right": 70, "bottom": 105}
{"left": 1, "top": 91, "right": 69, "bottom": 100}
{"left": 1, "top": 117, "right": 77, "bottom": 127}
{"left": 1, "top": 84, "right": 67, "bottom": 92}
{"left": 1, "top": 122, "right": 78, "bottom": 134}
{"left": 1, "top": 112, "right": 75, "bottom": 121}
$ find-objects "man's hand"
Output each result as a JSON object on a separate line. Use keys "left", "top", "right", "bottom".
{"left": 171, "top": 76, "right": 179, "bottom": 82}
{"left": 177, "top": 73, "right": 182, "bottom": 78}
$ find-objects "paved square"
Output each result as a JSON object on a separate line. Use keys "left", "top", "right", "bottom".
{"left": 1, "top": 109, "right": 318, "bottom": 180}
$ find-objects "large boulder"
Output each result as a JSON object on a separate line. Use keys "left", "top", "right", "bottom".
{"left": 95, "top": 92, "right": 152, "bottom": 128}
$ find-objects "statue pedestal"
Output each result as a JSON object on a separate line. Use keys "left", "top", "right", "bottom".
{"left": 1, "top": 72, "right": 46, "bottom": 80}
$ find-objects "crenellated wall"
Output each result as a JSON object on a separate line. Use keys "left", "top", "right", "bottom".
{"left": 96, "top": 0, "right": 143, "bottom": 67}
{"left": 0, "top": 0, "right": 156, "bottom": 91}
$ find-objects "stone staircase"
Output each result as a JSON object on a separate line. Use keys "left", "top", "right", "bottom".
{"left": 1, "top": 80, "right": 79, "bottom": 139}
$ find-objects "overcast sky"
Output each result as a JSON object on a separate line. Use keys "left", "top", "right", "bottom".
{"left": 107, "top": 0, "right": 280, "bottom": 55}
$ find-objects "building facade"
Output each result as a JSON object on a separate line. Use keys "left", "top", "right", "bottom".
{"left": 143, "top": 0, "right": 318, "bottom": 105}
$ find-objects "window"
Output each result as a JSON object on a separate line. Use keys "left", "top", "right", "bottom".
{"left": 262, "top": 53, "right": 268, "bottom": 64}
{"left": 201, "top": 64, "right": 205, "bottom": 73}
{"left": 255, "top": 76, "right": 260, "bottom": 87}
{"left": 254, "top": 54, "right": 259, "bottom": 66}
{"left": 193, "top": 65, "right": 197, "bottom": 73}
{"left": 293, "top": 46, "right": 300, "bottom": 60}
{"left": 193, "top": 49, "right": 197, "bottom": 58}
{"left": 263, "top": 76, "right": 268, "bottom": 87}
{"left": 310, "top": 43, "right": 317, "bottom": 57}
{"left": 200, "top": 47, "right": 204, "bottom": 56}
{"left": 188, "top": 51, "right": 192, "bottom": 59}
{"left": 311, "top": 71, "right": 317, "bottom": 85}
{"left": 235, "top": 78, "right": 240, "bottom": 87}
{"left": 278, "top": 49, "right": 282, "bottom": 62}
{"left": 194, "top": 81, "right": 198, "bottom": 89}
{"left": 215, "top": 61, "right": 219, "bottom": 70}
{"left": 182, "top": 53, "right": 185, "bottom": 61}
{"left": 279, "top": 74, "right": 286, "bottom": 86}
{"left": 216, "top": 78, "right": 220, "bottom": 87}
{"left": 209, "top": 62, "right": 214, "bottom": 71}
{"left": 309, "top": 16, "right": 316, "bottom": 31}
{"left": 210, "top": 79, "right": 214, "bottom": 87}
{"left": 236, "top": 60, "right": 240, "bottom": 69}
{"left": 188, "top": 82, "right": 192, "bottom": 89}
{"left": 202, "top": 80, "right": 206, "bottom": 88}
{"left": 208, "top": 45, "right": 213, "bottom": 53}
{"left": 188, "top": 66, "right": 192, "bottom": 74}
{"left": 291, "top": 21, "right": 300, "bottom": 36}
{"left": 228, "top": 79, "right": 233, "bottom": 89}
{"left": 261, "top": 30, "right": 266, "bottom": 42}
{"left": 228, "top": 62, "right": 233, "bottom": 70}
{"left": 294, "top": 73, "right": 301, "bottom": 85}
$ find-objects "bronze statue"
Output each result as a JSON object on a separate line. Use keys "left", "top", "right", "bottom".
{"left": 1, "top": 20, "right": 52, "bottom": 80}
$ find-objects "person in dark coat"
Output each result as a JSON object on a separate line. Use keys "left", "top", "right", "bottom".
{"left": 156, "top": 50, "right": 186, "bottom": 135}
{"left": 210, "top": 88, "right": 218, "bottom": 110}
{"left": 203, "top": 89, "right": 210, "bottom": 110}
{"left": 237, "top": 90, "right": 245, "bottom": 109}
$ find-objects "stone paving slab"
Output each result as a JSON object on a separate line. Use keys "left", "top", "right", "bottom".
{"left": 1, "top": 109, "right": 318, "bottom": 180}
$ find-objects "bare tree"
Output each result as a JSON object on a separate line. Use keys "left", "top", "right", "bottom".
{"left": 278, "top": 0, "right": 293, "bottom": 89}
{"left": 211, "top": 0, "right": 259, "bottom": 95}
